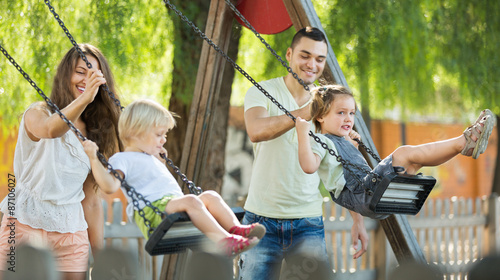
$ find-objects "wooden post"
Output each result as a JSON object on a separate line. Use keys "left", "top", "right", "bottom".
{"left": 488, "top": 193, "right": 500, "bottom": 254}
{"left": 178, "top": 0, "right": 235, "bottom": 186}
{"left": 282, "top": 0, "right": 427, "bottom": 264}
{"left": 374, "top": 226, "right": 390, "bottom": 280}
{"left": 160, "top": 1, "right": 235, "bottom": 279}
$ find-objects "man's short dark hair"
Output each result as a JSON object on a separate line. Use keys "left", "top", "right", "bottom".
{"left": 290, "top": 27, "right": 327, "bottom": 49}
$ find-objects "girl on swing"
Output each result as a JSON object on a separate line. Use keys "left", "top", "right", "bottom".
{"left": 295, "top": 85, "right": 495, "bottom": 218}
{"left": 83, "top": 99, "right": 265, "bottom": 256}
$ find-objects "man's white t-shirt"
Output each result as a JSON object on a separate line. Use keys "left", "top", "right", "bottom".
{"left": 243, "top": 77, "right": 322, "bottom": 219}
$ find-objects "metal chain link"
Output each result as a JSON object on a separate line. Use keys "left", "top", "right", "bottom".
{"left": 225, "top": 0, "right": 383, "bottom": 166}
{"left": 163, "top": 0, "right": 298, "bottom": 122}
{"left": 43, "top": 0, "right": 206, "bottom": 233}
{"left": 44, "top": 0, "right": 124, "bottom": 111}
{"left": 354, "top": 139, "right": 382, "bottom": 162}
{"left": 162, "top": 0, "right": 381, "bottom": 183}
{"left": 310, "top": 133, "right": 373, "bottom": 185}
{"left": 0, "top": 44, "right": 163, "bottom": 234}
{"left": 1, "top": 45, "right": 86, "bottom": 142}
{"left": 160, "top": 154, "right": 203, "bottom": 195}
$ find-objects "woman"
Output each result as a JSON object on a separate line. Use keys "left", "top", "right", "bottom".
{"left": 0, "top": 44, "right": 122, "bottom": 280}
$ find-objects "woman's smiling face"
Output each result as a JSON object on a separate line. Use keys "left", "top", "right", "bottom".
{"left": 70, "top": 56, "right": 100, "bottom": 99}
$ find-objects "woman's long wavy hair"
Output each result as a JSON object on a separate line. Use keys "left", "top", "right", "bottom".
{"left": 50, "top": 44, "right": 123, "bottom": 158}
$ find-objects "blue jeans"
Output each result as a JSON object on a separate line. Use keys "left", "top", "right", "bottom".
{"left": 238, "top": 211, "right": 332, "bottom": 280}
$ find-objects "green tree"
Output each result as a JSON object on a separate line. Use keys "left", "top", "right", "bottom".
{"left": 2, "top": 1, "right": 499, "bottom": 191}
{"left": 306, "top": 0, "right": 500, "bottom": 193}
{"left": 0, "top": 0, "right": 173, "bottom": 132}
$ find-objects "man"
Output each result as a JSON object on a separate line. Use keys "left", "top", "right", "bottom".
{"left": 239, "top": 27, "right": 369, "bottom": 280}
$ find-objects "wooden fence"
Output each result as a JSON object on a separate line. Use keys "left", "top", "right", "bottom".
{"left": 88, "top": 194, "right": 500, "bottom": 279}
{"left": 323, "top": 193, "right": 500, "bottom": 280}
{"left": 2, "top": 195, "right": 496, "bottom": 279}
{"left": 94, "top": 199, "right": 163, "bottom": 279}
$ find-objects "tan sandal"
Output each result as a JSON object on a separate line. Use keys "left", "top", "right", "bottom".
{"left": 461, "top": 109, "right": 495, "bottom": 159}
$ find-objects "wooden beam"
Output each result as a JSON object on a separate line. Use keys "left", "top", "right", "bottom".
{"left": 161, "top": 1, "right": 235, "bottom": 279}
{"left": 282, "top": 0, "right": 427, "bottom": 264}
{"left": 488, "top": 193, "right": 500, "bottom": 254}
{"left": 179, "top": 0, "right": 235, "bottom": 185}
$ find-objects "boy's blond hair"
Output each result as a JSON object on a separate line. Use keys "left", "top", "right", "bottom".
{"left": 118, "top": 99, "right": 176, "bottom": 146}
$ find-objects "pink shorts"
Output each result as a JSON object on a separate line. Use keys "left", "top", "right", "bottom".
{"left": 0, "top": 215, "right": 89, "bottom": 272}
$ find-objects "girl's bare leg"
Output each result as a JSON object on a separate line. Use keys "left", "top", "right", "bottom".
{"left": 62, "top": 272, "right": 86, "bottom": 280}
{"left": 82, "top": 175, "right": 103, "bottom": 257}
{"left": 198, "top": 191, "right": 240, "bottom": 231}
{"left": 392, "top": 135, "right": 466, "bottom": 175}
{"left": 165, "top": 195, "right": 230, "bottom": 242}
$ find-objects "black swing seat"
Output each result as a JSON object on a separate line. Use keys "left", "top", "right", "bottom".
{"left": 370, "top": 172, "right": 436, "bottom": 215}
{"left": 331, "top": 172, "right": 436, "bottom": 220}
{"left": 145, "top": 207, "right": 245, "bottom": 256}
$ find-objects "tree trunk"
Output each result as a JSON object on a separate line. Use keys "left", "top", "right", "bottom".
{"left": 160, "top": 2, "right": 240, "bottom": 279}
{"left": 199, "top": 22, "right": 242, "bottom": 193}
{"left": 161, "top": 3, "right": 209, "bottom": 278}
{"left": 164, "top": 0, "right": 210, "bottom": 182}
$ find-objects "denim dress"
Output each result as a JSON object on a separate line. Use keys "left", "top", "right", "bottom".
{"left": 324, "top": 134, "right": 392, "bottom": 219}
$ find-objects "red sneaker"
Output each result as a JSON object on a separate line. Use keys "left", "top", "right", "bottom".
{"left": 229, "top": 223, "right": 266, "bottom": 239}
{"left": 218, "top": 235, "right": 260, "bottom": 256}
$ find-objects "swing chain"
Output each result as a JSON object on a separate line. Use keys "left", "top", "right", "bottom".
{"left": 224, "top": 0, "right": 310, "bottom": 92}
{"left": 0, "top": 45, "right": 87, "bottom": 142}
{"left": 44, "top": 0, "right": 124, "bottom": 111}
{"left": 97, "top": 153, "right": 165, "bottom": 236}
{"left": 309, "top": 132, "right": 375, "bottom": 185}
{"left": 224, "top": 2, "right": 385, "bottom": 167}
{"left": 46, "top": 0, "right": 203, "bottom": 197}
{"left": 162, "top": 0, "right": 380, "bottom": 184}
{"left": 0, "top": 44, "right": 163, "bottom": 234}
{"left": 163, "top": 0, "right": 297, "bottom": 123}
{"left": 160, "top": 154, "right": 203, "bottom": 195}
{"left": 354, "top": 139, "right": 382, "bottom": 163}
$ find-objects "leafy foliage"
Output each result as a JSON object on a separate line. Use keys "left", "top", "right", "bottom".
{"left": 309, "top": 0, "right": 500, "bottom": 121}
{"left": 1, "top": 0, "right": 499, "bottom": 134}
{"left": 0, "top": 0, "right": 173, "bottom": 133}
{"left": 231, "top": 0, "right": 499, "bottom": 123}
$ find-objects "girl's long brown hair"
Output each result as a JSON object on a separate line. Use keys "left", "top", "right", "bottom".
{"left": 50, "top": 44, "right": 122, "bottom": 158}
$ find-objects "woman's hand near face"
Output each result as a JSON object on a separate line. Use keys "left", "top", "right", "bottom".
{"left": 81, "top": 68, "right": 106, "bottom": 104}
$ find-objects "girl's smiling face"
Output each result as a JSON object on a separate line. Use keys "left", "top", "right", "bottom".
{"left": 317, "top": 95, "right": 356, "bottom": 137}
